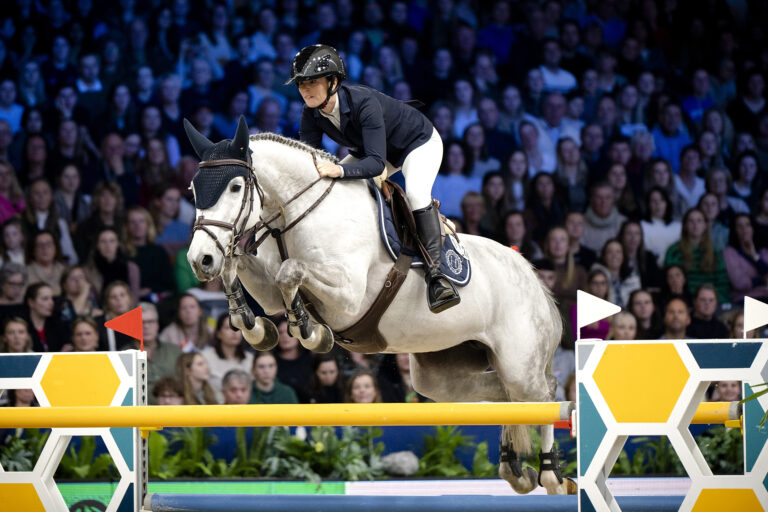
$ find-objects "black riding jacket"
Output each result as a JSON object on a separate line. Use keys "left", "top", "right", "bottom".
{"left": 299, "top": 84, "right": 434, "bottom": 179}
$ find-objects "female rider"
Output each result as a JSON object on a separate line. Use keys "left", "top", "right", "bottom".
{"left": 287, "top": 44, "right": 459, "bottom": 313}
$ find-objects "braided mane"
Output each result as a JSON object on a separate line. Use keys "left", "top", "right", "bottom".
{"left": 250, "top": 132, "right": 339, "bottom": 163}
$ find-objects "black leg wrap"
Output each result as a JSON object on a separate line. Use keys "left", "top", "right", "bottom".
{"left": 225, "top": 280, "right": 255, "bottom": 330}
{"left": 287, "top": 293, "right": 313, "bottom": 339}
{"left": 499, "top": 443, "right": 523, "bottom": 479}
{"left": 538, "top": 449, "right": 565, "bottom": 486}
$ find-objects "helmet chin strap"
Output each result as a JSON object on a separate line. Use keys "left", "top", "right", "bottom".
{"left": 316, "top": 77, "right": 341, "bottom": 110}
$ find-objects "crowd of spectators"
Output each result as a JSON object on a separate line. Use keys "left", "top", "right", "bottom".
{"left": 0, "top": 0, "right": 762, "bottom": 413}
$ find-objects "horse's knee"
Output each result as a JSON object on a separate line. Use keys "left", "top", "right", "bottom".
{"left": 275, "top": 259, "right": 304, "bottom": 290}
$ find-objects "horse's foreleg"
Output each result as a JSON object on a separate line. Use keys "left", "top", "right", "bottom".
{"left": 222, "top": 257, "right": 279, "bottom": 351}
{"left": 274, "top": 258, "right": 336, "bottom": 353}
{"left": 537, "top": 425, "right": 577, "bottom": 495}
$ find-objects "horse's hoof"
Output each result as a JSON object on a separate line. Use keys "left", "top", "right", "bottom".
{"left": 243, "top": 317, "right": 279, "bottom": 351}
{"left": 500, "top": 464, "right": 538, "bottom": 495}
{"left": 565, "top": 477, "right": 578, "bottom": 495}
{"left": 301, "top": 323, "right": 334, "bottom": 353}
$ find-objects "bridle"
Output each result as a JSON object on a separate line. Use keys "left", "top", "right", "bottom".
{"left": 192, "top": 152, "right": 335, "bottom": 259}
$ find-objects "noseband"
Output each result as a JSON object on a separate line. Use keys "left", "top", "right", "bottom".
{"left": 192, "top": 153, "right": 335, "bottom": 259}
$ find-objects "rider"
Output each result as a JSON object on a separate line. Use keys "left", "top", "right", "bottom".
{"left": 286, "top": 44, "right": 460, "bottom": 314}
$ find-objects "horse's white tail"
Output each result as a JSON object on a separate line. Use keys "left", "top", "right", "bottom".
{"left": 504, "top": 424, "right": 532, "bottom": 456}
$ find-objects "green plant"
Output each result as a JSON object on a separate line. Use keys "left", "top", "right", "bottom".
{"left": 55, "top": 437, "right": 119, "bottom": 479}
{"left": 0, "top": 429, "right": 50, "bottom": 472}
{"left": 696, "top": 426, "right": 743, "bottom": 475}
{"left": 741, "top": 382, "right": 768, "bottom": 426}
{"left": 416, "top": 426, "right": 498, "bottom": 477}
{"left": 471, "top": 441, "right": 498, "bottom": 476}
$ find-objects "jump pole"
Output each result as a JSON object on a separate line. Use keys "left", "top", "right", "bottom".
{"left": 0, "top": 401, "right": 736, "bottom": 430}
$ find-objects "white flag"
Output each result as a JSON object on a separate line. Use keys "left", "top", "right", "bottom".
{"left": 744, "top": 297, "right": 768, "bottom": 336}
{"left": 576, "top": 290, "right": 621, "bottom": 340}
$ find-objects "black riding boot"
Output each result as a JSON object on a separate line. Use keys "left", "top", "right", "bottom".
{"left": 413, "top": 202, "right": 460, "bottom": 313}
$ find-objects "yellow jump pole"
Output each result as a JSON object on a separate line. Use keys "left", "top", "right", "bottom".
{"left": 0, "top": 402, "right": 575, "bottom": 429}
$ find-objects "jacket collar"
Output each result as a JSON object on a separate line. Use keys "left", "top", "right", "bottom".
{"left": 312, "top": 85, "right": 351, "bottom": 133}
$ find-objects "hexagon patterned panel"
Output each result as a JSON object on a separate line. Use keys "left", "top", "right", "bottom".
{"left": 0, "top": 351, "right": 145, "bottom": 512}
{"left": 577, "top": 339, "right": 768, "bottom": 512}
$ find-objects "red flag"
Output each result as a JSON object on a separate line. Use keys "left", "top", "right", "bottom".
{"left": 104, "top": 306, "right": 144, "bottom": 349}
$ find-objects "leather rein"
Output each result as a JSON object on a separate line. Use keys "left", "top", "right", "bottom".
{"left": 192, "top": 153, "right": 335, "bottom": 259}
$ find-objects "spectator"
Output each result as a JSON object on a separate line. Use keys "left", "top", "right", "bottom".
{"left": 304, "top": 353, "right": 345, "bottom": 404}
{"left": 378, "top": 353, "right": 427, "bottom": 403}
{"left": 0, "top": 263, "right": 27, "bottom": 310}
{"left": 152, "top": 184, "right": 191, "bottom": 257}
{"left": 661, "top": 298, "right": 691, "bottom": 340}
{"left": 460, "top": 191, "right": 490, "bottom": 238}
{"left": 75, "top": 53, "right": 107, "bottom": 132}
{"left": 665, "top": 208, "right": 729, "bottom": 303}
{"left": 501, "top": 211, "right": 542, "bottom": 261}
{"left": 606, "top": 163, "right": 639, "bottom": 219}
{"left": 711, "top": 380, "right": 741, "bottom": 401}
{"left": 476, "top": 97, "right": 516, "bottom": 164}
{"left": 580, "top": 123, "right": 607, "bottom": 176}
{"left": 0, "top": 79, "right": 23, "bottom": 134}
{"left": 730, "top": 151, "right": 759, "bottom": 208}
{"left": 628, "top": 289, "right": 663, "bottom": 340}
{"left": 159, "top": 294, "right": 213, "bottom": 352}
{"left": 24, "top": 283, "right": 66, "bottom": 352}
{"left": 345, "top": 369, "right": 382, "bottom": 403}
{"left": 201, "top": 313, "right": 254, "bottom": 399}
{"left": 22, "top": 178, "right": 78, "bottom": 264}
{"left": 697, "top": 130, "right": 725, "bottom": 173}
{"left": 608, "top": 311, "right": 637, "bottom": 340}
{"left": 152, "top": 377, "right": 184, "bottom": 406}
{"left": 101, "top": 83, "right": 138, "bottom": 137}
{"left": 54, "top": 164, "right": 90, "bottom": 229}
{"left": 593, "top": 239, "right": 641, "bottom": 307}
{"left": 254, "top": 97, "right": 283, "bottom": 134}
{"left": 570, "top": 268, "right": 611, "bottom": 340}
{"left": 524, "top": 172, "right": 564, "bottom": 244}
{"left": 539, "top": 38, "right": 577, "bottom": 93}
{"left": 26, "top": 230, "right": 67, "bottom": 295}
{"left": 704, "top": 167, "right": 749, "bottom": 228}
{"left": 723, "top": 214, "right": 768, "bottom": 302}
{"left": 519, "top": 120, "right": 555, "bottom": 175}
{"left": 581, "top": 181, "right": 627, "bottom": 253}
{"left": 702, "top": 107, "right": 734, "bottom": 160}
{"left": 124, "top": 206, "right": 175, "bottom": 298}
{"left": 641, "top": 187, "right": 683, "bottom": 266}
{"left": 74, "top": 181, "right": 125, "bottom": 262}
{"left": 1, "top": 317, "right": 33, "bottom": 353}
{"left": 619, "top": 220, "right": 663, "bottom": 291}
{"left": 645, "top": 158, "right": 691, "bottom": 221}
{"left": 523, "top": 68, "right": 546, "bottom": 117}
{"left": 730, "top": 309, "right": 755, "bottom": 339}
{"left": 554, "top": 137, "right": 588, "bottom": 212}
{"left": 41, "top": 36, "right": 77, "bottom": 97}
{"left": 70, "top": 316, "right": 100, "bottom": 352}
{"left": 121, "top": 302, "right": 181, "bottom": 404}
{"left": 95, "top": 281, "right": 137, "bottom": 351}
{"left": 501, "top": 150, "right": 528, "bottom": 213}
{"left": 139, "top": 105, "right": 181, "bottom": 167}
{"left": 452, "top": 78, "right": 478, "bottom": 139}
{"left": 20, "top": 134, "right": 51, "bottom": 186}
{"left": 18, "top": 60, "right": 46, "bottom": 108}
{"left": 546, "top": 226, "right": 587, "bottom": 314}
{"left": 565, "top": 211, "right": 597, "bottom": 270}
{"left": 686, "top": 284, "right": 729, "bottom": 339}
{"left": 0, "top": 219, "right": 26, "bottom": 266}
{"left": 84, "top": 228, "right": 141, "bottom": 298}
{"left": 221, "top": 369, "right": 252, "bottom": 405}
{"left": 652, "top": 102, "right": 692, "bottom": 173}
{"left": 727, "top": 69, "right": 766, "bottom": 134}
{"left": 753, "top": 188, "right": 768, "bottom": 250}
{"left": 595, "top": 96, "right": 619, "bottom": 142}
{"left": 250, "top": 350, "right": 298, "bottom": 404}
{"left": 273, "top": 318, "right": 312, "bottom": 397}
{"left": 697, "top": 192, "right": 730, "bottom": 253}
{"left": 135, "top": 138, "right": 174, "bottom": 205}
{"left": 0, "top": 120, "right": 11, "bottom": 162}
{"left": 682, "top": 69, "right": 715, "bottom": 125}
{"left": 176, "top": 352, "right": 218, "bottom": 405}
{"left": 56, "top": 265, "right": 101, "bottom": 323}
{"left": 134, "top": 66, "right": 156, "bottom": 108}
{"left": 479, "top": 171, "right": 505, "bottom": 236}
{"left": 538, "top": 91, "right": 582, "bottom": 155}
{"left": 0, "top": 159, "right": 25, "bottom": 223}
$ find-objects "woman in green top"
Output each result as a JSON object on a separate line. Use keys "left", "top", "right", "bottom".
{"left": 249, "top": 351, "right": 298, "bottom": 404}
{"left": 664, "top": 208, "right": 730, "bottom": 303}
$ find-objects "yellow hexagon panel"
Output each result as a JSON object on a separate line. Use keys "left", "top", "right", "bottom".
{"left": 41, "top": 354, "right": 121, "bottom": 406}
{"left": 692, "top": 488, "right": 763, "bottom": 512}
{"left": 0, "top": 483, "right": 46, "bottom": 511}
{"left": 593, "top": 343, "right": 689, "bottom": 423}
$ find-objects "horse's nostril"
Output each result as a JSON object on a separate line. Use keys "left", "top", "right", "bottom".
{"left": 201, "top": 255, "right": 213, "bottom": 267}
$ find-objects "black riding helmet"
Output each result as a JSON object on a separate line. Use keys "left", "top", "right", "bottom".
{"left": 286, "top": 44, "right": 346, "bottom": 109}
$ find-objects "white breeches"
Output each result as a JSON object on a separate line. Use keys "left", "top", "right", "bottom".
{"left": 340, "top": 127, "right": 443, "bottom": 210}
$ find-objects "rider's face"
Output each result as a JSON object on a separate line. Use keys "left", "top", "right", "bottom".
{"left": 298, "top": 77, "right": 331, "bottom": 108}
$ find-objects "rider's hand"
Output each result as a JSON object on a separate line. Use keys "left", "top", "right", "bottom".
{"left": 316, "top": 161, "right": 343, "bottom": 178}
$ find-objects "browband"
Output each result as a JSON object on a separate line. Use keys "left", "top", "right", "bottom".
{"left": 198, "top": 158, "right": 252, "bottom": 169}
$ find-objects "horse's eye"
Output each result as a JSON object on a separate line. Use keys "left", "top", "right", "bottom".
{"left": 231, "top": 184, "right": 242, "bottom": 193}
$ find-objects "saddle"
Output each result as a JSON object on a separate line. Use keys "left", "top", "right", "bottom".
{"left": 304, "top": 179, "right": 457, "bottom": 353}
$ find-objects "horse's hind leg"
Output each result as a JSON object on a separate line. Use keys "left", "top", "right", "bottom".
{"left": 409, "top": 346, "right": 538, "bottom": 494}
{"left": 538, "top": 424, "right": 578, "bottom": 495}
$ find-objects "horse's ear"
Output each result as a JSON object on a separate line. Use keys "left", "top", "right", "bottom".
{"left": 233, "top": 115, "right": 249, "bottom": 158}
{"left": 184, "top": 118, "right": 214, "bottom": 159}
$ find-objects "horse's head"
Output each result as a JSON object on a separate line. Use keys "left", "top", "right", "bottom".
{"left": 185, "top": 116, "right": 260, "bottom": 281}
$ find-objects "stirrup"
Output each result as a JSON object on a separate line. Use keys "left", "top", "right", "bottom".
{"left": 426, "top": 273, "right": 460, "bottom": 313}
